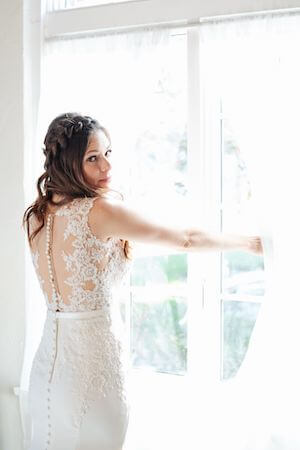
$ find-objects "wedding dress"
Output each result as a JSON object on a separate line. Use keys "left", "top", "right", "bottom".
{"left": 27, "top": 196, "right": 132, "bottom": 450}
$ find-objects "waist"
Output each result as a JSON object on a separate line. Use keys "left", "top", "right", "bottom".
{"left": 46, "top": 309, "right": 108, "bottom": 320}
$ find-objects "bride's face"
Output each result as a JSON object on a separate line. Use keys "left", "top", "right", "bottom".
{"left": 82, "top": 130, "right": 113, "bottom": 189}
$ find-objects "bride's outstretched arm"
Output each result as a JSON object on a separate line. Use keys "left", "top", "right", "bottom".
{"left": 180, "top": 228, "right": 262, "bottom": 254}
{"left": 89, "top": 197, "right": 263, "bottom": 255}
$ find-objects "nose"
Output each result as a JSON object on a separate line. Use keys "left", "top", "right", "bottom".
{"left": 99, "top": 156, "right": 112, "bottom": 173}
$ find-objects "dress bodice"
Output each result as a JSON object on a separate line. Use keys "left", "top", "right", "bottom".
{"left": 29, "top": 196, "right": 132, "bottom": 312}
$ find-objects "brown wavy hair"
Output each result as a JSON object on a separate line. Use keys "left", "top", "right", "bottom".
{"left": 22, "top": 112, "right": 132, "bottom": 259}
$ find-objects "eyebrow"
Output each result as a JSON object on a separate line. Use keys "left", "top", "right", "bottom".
{"left": 86, "top": 145, "right": 111, "bottom": 155}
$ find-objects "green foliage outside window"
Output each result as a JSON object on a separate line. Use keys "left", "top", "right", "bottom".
{"left": 130, "top": 254, "right": 187, "bottom": 374}
{"left": 222, "top": 300, "right": 261, "bottom": 379}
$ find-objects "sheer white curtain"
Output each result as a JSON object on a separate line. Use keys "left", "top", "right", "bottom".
{"left": 197, "top": 11, "right": 300, "bottom": 450}
{"left": 20, "top": 26, "right": 191, "bottom": 450}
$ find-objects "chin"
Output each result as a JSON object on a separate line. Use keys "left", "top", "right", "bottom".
{"left": 98, "top": 179, "right": 111, "bottom": 187}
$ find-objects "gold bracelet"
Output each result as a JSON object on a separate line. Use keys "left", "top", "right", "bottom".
{"left": 183, "top": 238, "right": 191, "bottom": 248}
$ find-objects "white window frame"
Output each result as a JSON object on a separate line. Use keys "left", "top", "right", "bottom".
{"left": 44, "top": 0, "right": 300, "bottom": 39}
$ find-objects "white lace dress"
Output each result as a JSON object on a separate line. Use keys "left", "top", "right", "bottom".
{"left": 27, "top": 197, "right": 132, "bottom": 450}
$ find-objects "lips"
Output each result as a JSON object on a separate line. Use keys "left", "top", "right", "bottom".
{"left": 99, "top": 176, "right": 111, "bottom": 182}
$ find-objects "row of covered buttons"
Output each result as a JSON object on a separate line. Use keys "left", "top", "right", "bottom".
{"left": 45, "top": 213, "right": 60, "bottom": 449}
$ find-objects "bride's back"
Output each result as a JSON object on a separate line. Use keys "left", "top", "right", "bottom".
{"left": 28, "top": 196, "right": 131, "bottom": 313}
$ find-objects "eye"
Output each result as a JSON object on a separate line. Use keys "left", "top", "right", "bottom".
{"left": 87, "top": 155, "right": 98, "bottom": 162}
{"left": 86, "top": 148, "right": 112, "bottom": 163}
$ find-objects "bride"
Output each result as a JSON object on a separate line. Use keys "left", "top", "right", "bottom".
{"left": 22, "top": 112, "right": 262, "bottom": 450}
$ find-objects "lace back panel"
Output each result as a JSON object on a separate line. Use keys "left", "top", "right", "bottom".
{"left": 29, "top": 197, "right": 131, "bottom": 312}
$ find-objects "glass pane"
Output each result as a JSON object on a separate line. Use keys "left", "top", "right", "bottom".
{"left": 126, "top": 33, "right": 187, "bottom": 375}
{"left": 221, "top": 115, "right": 265, "bottom": 296}
{"left": 128, "top": 35, "right": 187, "bottom": 204}
{"left": 222, "top": 251, "right": 264, "bottom": 296}
{"left": 222, "top": 300, "right": 261, "bottom": 380}
{"left": 221, "top": 117, "right": 251, "bottom": 228}
{"left": 130, "top": 254, "right": 187, "bottom": 374}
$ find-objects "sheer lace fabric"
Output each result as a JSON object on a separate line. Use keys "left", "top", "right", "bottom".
{"left": 29, "top": 196, "right": 131, "bottom": 312}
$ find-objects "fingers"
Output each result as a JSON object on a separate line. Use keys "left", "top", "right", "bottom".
{"left": 253, "top": 236, "right": 263, "bottom": 254}
{"left": 248, "top": 236, "right": 263, "bottom": 254}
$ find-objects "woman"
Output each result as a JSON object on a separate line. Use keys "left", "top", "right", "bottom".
{"left": 22, "top": 112, "right": 262, "bottom": 450}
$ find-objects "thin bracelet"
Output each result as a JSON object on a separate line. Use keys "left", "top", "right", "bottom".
{"left": 183, "top": 238, "right": 191, "bottom": 248}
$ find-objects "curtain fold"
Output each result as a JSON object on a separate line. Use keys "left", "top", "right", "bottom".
{"left": 198, "top": 11, "right": 300, "bottom": 450}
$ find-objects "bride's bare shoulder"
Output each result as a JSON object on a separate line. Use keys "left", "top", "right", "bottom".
{"left": 89, "top": 194, "right": 128, "bottom": 240}
{"left": 94, "top": 194, "right": 124, "bottom": 207}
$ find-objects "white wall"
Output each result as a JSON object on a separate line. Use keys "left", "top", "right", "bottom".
{"left": 0, "top": 0, "right": 25, "bottom": 449}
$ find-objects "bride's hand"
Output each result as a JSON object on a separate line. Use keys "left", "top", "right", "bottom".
{"left": 247, "top": 236, "right": 263, "bottom": 254}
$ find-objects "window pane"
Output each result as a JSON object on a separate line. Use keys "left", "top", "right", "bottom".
{"left": 221, "top": 117, "right": 250, "bottom": 229}
{"left": 222, "top": 300, "right": 261, "bottom": 380}
{"left": 222, "top": 251, "right": 264, "bottom": 296}
{"left": 221, "top": 115, "right": 265, "bottom": 296}
{"left": 126, "top": 32, "right": 187, "bottom": 375}
{"left": 130, "top": 254, "right": 187, "bottom": 374}
{"left": 128, "top": 34, "right": 187, "bottom": 204}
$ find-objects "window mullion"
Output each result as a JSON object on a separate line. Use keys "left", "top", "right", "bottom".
{"left": 186, "top": 27, "right": 223, "bottom": 387}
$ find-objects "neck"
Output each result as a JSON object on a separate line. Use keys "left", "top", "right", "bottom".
{"left": 52, "top": 193, "right": 65, "bottom": 202}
